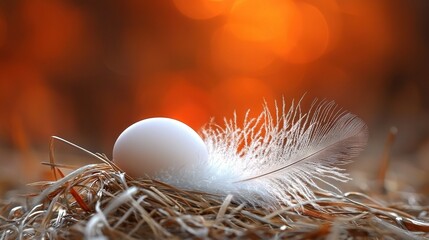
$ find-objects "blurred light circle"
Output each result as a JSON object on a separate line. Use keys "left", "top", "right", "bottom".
{"left": 210, "top": 27, "right": 275, "bottom": 73}
{"left": 283, "top": 3, "right": 330, "bottom": 64}
{"left": 265, "top": 1, "right": 301, "bottom": 57}
{"left": 227, "top": 0, "right": 295, "bottom": 42}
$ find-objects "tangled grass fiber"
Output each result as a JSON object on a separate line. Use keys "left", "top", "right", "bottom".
{"left": 1, "top": 137, "right": 429, "bottom": 239}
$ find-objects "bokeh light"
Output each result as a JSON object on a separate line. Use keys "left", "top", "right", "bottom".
{"left": 211, "top": 26, "right": 275, "bottom": 73}
{"left": 0, "top": 0, "right": 428, "bottom": 184}
{"left": 282, "top": 2, "right": 330, "bottom": 64}
{"left": 227, "top": 0, "right": 294, "bottom": 42}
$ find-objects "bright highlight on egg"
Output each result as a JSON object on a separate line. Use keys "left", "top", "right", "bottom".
{"left": 113, "top": 117, "right": 208, "bottom": 179}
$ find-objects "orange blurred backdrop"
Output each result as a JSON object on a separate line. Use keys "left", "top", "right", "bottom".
{"left": 0, "top": 0, "right": 428, "bottom": 182}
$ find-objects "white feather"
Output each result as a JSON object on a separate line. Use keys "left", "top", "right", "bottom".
{"left": 158, "top": 99, "right": 368, "bottom": 208}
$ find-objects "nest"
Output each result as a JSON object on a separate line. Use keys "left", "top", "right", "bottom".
{"left": 1, "top": 138, "right": 429, "bottom": 240}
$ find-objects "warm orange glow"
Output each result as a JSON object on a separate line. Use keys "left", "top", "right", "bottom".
{"left": 0, "top": 0, "right": 426, "bottom": 170}
{"left": 19, "top": 0, "right": 87, "bottom": 66}
{"left": 227, "top": 0, "right": 294, "bottom": 42}
{"left": 0, "top": 64, "right": 71, "bottom": 143}
{"left": 161, "top": 79, "right": 210, "bottom": 130}
{"left": 282, "top": 3, "right": 330, "bottom": 64}
{"left": 173, "top": 0, "right": 232, "bottom": 20}
{"left": 337, "top": 1, "right": 393, "bottom": 69}
{"left": 265, "top": 1, "right": 301, "bottom": 57}
{"left": 309, "top": 0, "right": 341, "bottom": 50}
{"left": 211, "top": 77, "right": 275, "bottom": 120}
{"left": 211, "top": 27, "right": 275, "bottom": 72}
{"left": 135, "top": 73, "right": 210, "bottom": 130}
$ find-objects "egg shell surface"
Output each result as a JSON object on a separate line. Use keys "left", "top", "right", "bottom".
{"left": 113, "top": 118, "right": 208, "bottom": 178}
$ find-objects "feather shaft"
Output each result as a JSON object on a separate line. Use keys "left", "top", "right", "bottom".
{"left": 159, "top": 98, "right": 368, "bottom": 209}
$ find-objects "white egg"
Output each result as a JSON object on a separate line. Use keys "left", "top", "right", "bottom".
{"left": 113, "top": 117, "right": 208, "bottom": 178}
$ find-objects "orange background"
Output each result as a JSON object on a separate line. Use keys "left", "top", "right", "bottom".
{"left": 0, "top": 0, "right": 428, "bottom": 183}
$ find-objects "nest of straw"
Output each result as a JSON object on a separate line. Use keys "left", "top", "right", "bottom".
{"left": 1, "top": 140, "right": 429, "bottom": 239}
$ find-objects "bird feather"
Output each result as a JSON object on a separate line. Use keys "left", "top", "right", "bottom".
{"left": 159, "top": 98, "right": 368, "bottom": 208}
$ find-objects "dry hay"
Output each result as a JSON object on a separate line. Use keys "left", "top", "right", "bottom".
{"left": 1, "top": 138, "right": 429, "bottom": 239}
